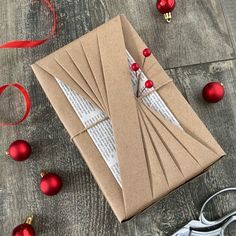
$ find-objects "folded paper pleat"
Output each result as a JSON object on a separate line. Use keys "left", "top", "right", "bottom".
{"left": 97, "top": 16, "right": 153, "bottom": 217}
{"left": 64, "top": 40, "right": 106, "bottom": 112}
{"left": 80, "top": 31, "right": 110, "bottom": 115}
{"left": 36, "top": 53, "right": 103, "bottom": 111}
{"left": 55, "top": 49, "right": 105, "bottom": 110}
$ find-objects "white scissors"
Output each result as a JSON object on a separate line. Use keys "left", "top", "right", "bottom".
{"left": 172, "top": 188, "right": 236, "bottom": 236}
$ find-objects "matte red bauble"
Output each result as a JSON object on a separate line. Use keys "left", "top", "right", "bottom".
{"left": 12, "top": 216, "right": 35, "bottom": 236}
{"left": 7, "top": 140, "right": 32, "bottom": 161}
{"left": 156, "top": 0, "right": 175, "bottom": 23}
{"left": 40, "top": 172, "right": 62, "bottom": 196}
{"left": 202, "top": 82, "right": 225, "bottom": 103}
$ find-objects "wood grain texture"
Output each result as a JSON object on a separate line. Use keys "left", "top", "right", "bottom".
{"left": 1, "top": 0, "right": 236, "bottom": 235}
{"left": 220, "top": 0, "right": 236, "bottom": 52}
{"left": 100, "top": 0, "right": 235, "bottom": 69}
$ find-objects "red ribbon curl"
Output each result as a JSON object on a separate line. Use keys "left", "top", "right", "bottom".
{"left": 0, "top": 1, "right": 57, "bottom": 126}
{"left": 0, "top": 84, "right": 31, "bottom": 126}
{"left": 0, "top": 0, "right": 57, "bottom": 48}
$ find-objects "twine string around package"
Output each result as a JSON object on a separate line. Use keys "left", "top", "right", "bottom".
{"left": 70, "top": 79, "right": 173, "bottom": 142}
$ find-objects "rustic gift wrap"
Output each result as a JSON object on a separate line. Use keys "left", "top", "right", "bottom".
{"left": 31, "top": 15, "right": 225, "bottom": 222}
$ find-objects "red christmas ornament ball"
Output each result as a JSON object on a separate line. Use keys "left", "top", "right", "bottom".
{"left": 12, "top": 223, "right": 35, "bottom": 236}
{"left": 7, "top": 140, "right": 32, "bottom": 161}
{"left": 143, "top": 48, "right": 152, "bottom": 57}
{"left": 202, "top": 82, "right": 225, "bottom": 103}
{"left": 156, "top": 0, "right": 175, "bottom": 14}
{"left": 40, "top": 172, "right": 62, "bottom": 196}
{"left": 131, "top": 63, "right": 140, "bottom": 71}
{"left": 145, "top": 80, "right": 154, "bottom": 89}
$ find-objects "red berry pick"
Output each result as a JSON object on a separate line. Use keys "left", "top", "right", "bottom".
{"left": 145, "top": 80, "right": 154, "bottom": 89}
{"left": 202, "top": 82, "right": 225, "bottom": 103}
{"left": 143, "top": 48, "right": 152, "bottom": 57}
{"left": 156, "top": 0, "right": 176, "bottom": 23}
{"left": 6, "top": 140, "right": 32, "bottom": 161}
{"left": 131, "top": 63, "right": 140, "bottom": 72}
{"left": 40, "top": 171, "right": 62, "bottom": 196}
{"left": 12, "top": 216, "right": 35, "bottom": 236}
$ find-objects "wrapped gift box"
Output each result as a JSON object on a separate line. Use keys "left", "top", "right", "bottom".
{"left": 32, "top": 15, "right": 225, "bottom": 222}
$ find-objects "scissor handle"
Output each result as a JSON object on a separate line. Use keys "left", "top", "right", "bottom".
{"left": 221, "top": 215, "right": 236, "bottom": 235}
{"left": 199, "top": 187, "right": 236, "bottom": 225}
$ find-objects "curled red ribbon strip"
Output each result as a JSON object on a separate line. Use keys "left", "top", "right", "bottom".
{"left": 0, "top": 1, "right": 56, "bottom": 126}
{"left": 0, "top": 0, "right": 57, "bottom": 48}
{"left": 0, "top": 84, "right": 31, "bottom": 126}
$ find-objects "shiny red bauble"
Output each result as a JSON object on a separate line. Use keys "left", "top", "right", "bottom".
{"left": 202, "top": 82, "right": 225, "bottom": 103}
{"left": 156, "top": 0, "right": 175, "bottom": 14}
{"left": 7, "top": 140, "right": 32, "bottom": 161}
{"left": 12, "top": 223, "right": 35, "bottom": 236}
{"left": 145, "top": 80, "right": 154, "bottom": 89}
{"left": 143, "top": 48, "right": 152, "bottom": 57}
{"left": 40, "top": 172, "right": 62, "bottom": 196}
{"left": 131, "top": 63, "right": 140, "bottom": 71}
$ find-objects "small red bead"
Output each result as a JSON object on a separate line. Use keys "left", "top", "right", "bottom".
{"left": 7, "top": 140, "right": 32, "bottom": 161}
{"left": 145, "top": 80, "right": 154, "bottom": 89}
{"left": 131, "top": 63, "right": 140, "bottom": 71}
{"left": 12, "top": 223, "right": 35, "bottom": 236}
{"left": 143, "top": 48, "right": 152, "bottom": 57}
{"left": 202, "top": 82, "right": 225, "bottom": 103}
{"left": 40, "top": 172, "right": 62, "bottom": 196}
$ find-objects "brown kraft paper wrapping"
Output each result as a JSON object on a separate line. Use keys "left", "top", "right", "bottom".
{"left": 31, "top": 15, "right": 225, "bottom": 222}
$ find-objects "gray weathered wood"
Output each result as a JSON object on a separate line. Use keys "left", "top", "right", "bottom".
{"left": 1, "top": 0, "right": 236, "bottom": 235}
{"left": 220, "top": 0, "right": 236, "bottom": 52}
{"left": 101, "top": 0, "right": 235, "bottom": 69}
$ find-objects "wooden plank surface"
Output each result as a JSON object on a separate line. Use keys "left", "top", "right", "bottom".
{"left": 103, "top": 0, "right": 235, "bottom": 69}
{"left": 220, "top": 0, "right": 236, "bottom": 51}
{"left": 1, "top": 0, "right": 236, "bottom": 235}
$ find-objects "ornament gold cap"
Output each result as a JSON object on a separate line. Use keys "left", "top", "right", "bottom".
{"left": 25, "top": 215, "right": 33, "bottom": 225}
{"left": 40, "top": 171, "right": 48, "bottom": 178}
{"left": 164, "top": 12, "right": 172, "bottom": 23}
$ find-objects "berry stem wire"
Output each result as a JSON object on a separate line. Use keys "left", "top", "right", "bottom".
{"left": 142, "top": 57, "right": 146, "bottom": 68}
{"left": 136, "top": 57, "right": 146, "bottom": 97}
{"left": 139, "top": 87, "right": 146, "bottom": 97}
{"left": 136, "top": 71, "right": 141, "bottom": 97}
